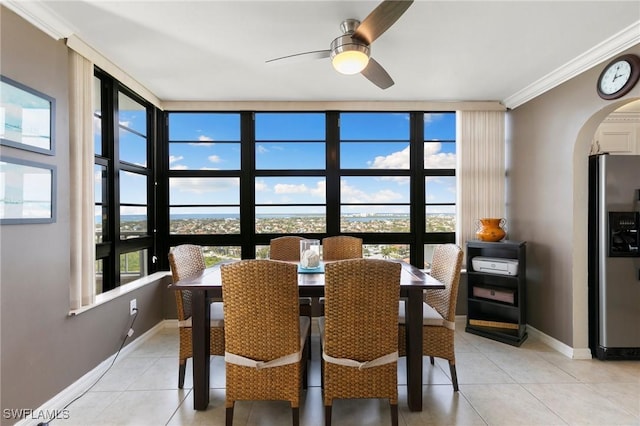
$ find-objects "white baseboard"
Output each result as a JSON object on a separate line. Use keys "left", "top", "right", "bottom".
{"left": 459, "top": 315, "right": 592, "bottom": 360}
{"left": 15, "top": 320, "right": 170, "bottom": 426}
{"left": 526, "top": 324, "right": 592, "bottom": 359}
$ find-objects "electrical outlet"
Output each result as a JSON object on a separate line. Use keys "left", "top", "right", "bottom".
{"left": 130, "top": 299, "right": 137, "bottom": 316}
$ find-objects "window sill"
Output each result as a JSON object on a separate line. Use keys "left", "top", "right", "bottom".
{"left": 68, "top": 271, "right": 171, "bottom": 316}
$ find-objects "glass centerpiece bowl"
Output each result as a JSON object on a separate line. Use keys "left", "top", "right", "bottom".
{"left": 299, "top": 239, "right": 321, "bottom": 269}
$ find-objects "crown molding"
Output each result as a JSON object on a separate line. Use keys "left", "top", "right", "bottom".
{"left": 603, "top": 111, "right": 640, "bottom": 123}
{"left": 2, "top": 0, "right": 72, "bottom": 40}
{"left": 162, "top": 100, "right": 507, "bottom": 112}
{"left": 504, "top": 20, "right": 640, "bottom": 110}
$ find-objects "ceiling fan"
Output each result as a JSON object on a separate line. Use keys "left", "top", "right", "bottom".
{"left": 266, "top": 0, "right": 414, "bottom": 90}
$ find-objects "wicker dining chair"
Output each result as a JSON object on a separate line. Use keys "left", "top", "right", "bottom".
{"left": 221, "top": 259, "right": 310, "bottom": 426}
{"left": 319, "top": 259, "right": 401, "bottom": 426}
{"left": 168, "top": 244, "right": 225, "bottom": 389}
{"left": 270, "top": 236, "right": 313, "bottom": 318}
{"left": 321, "top": 235, "right": 363, "bottom": 261}
{"left": 319, "top": 235, "right": 363, "bottom": 316}
{"left": 398, "top": 243, "right": 463, "bottom": 391}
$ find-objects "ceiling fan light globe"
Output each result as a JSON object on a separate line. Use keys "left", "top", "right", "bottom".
{"left": 332, "top": 50, "right": 370, "bottom": 75}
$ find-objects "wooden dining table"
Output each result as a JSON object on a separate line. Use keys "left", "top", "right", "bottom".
{"left": 170, "top": 259, "right": 444, "bottom": 412}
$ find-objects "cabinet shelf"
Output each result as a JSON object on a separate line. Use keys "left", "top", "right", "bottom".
{"left": 468, "top": 296, "right": 519, "bottom": 309}
{"left": 466, "top": 240, "right": 527, "bottom": 346}
{"left": 467, "top": 271, "right": 518, "bottom": 286}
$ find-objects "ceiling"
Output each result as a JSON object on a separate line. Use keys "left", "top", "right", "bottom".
{"left": 6, "top": 1, "right": 640, "bottom": 108}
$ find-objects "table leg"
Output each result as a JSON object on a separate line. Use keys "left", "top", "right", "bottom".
{"left": 405, "top": 289, "right": 423, "bottom": 411}
{"left": 191, "top": 290, "right": 211, "bottom": 410}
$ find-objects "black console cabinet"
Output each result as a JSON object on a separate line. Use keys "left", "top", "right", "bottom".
{"left": 465, "top": 240, "right": 527, "bottom": 346}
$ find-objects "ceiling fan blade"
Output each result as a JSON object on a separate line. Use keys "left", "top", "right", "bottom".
{"left": 361, "top": 57, "right": 394, "bottom": 89}
{"left": 353, "top": 0, "right": 414, "bottom": 45}
{"left": 266, "top": 50, "right": 331, "bottom": 64}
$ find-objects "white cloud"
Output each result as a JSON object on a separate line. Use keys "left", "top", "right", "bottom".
{"left": 341, "top": 180, "right": 403, "bottom": 203}
{"left": 272, "top": 180, "right": 325, "bottom": 198}
{"left": 424, "top": 142, "right": 456, "bottom": 168}
{"left": 367, "top": 142, "right": 455, "bottom": 170}
{"left": 368, "top": 146, "right": 409, "bottom": 169}
{"left": 256, "top": 145, "right": 268, "bottom": 154}
{"left": 341, "top": 205, "right": 408, "bottom": 214}
{"left": 169, "top": 155, "right": 188, "bottom": 170}
{"left": 424, "top": 112, "right": 446, "bottom": 125}
{"left": 170, "top": 177, "right": 238, "bottom": 194}
{"left": 255, "top": 180, "right": 268, "bottom": 192}
{"left": 169, "top": 155, "right": 184, "bottom": 164}
{"left": 187, "top": 135, "right": 214, "bottom": 146}
{"left": 208, "top": 155, "right": 221, "bottom": 163}
{"left": 120, "top": 205, "right": 147, "bottom": 215}
{"left": 310, "top": 180, "right": 325, "bottom": 197}
{"left": 380, "top": 176, "right": 411, "bottom": 184}
{"left": 274, "top": 183, "right": 309, "bottom": 194}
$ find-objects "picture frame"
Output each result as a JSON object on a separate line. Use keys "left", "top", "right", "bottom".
{"left": 0, "top": 75, "right": 55, "bottom": 155}
{"left": 0, "top": 156, "right": 56, "bottom": 224}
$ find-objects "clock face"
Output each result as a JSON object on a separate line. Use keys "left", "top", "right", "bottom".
{"left": 597, "top": 54, "right": 640, "bottom": 100}
{"left": 599, "top": 60, "right": 631, "bottom": 95}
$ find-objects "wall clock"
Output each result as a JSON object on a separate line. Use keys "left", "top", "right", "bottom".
{"left": 597, "top": 54, "right": 640, "bottom": 100}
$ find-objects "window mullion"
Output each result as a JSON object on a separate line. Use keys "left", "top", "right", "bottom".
{"left": 326, "top": 111, "right": 340, "bottom": 235}
{"left": 411, "top": 111, "right": 425, "bottom": 267}
{"left": 241, "top": 111, "right": 256, "bottom": 259}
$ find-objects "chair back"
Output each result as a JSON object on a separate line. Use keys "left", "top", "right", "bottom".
{"left": 324, "top": 259, "right": 401, "bottom": 360}
{"left": 270, "top": 236, "right": 304, "bottom": 261}
{"left": 168, "top": 244, "right": 206, "bottom": 321}
{"left": 221, "top": 259, "right": 300, "bottom": 359}
{"left": 425, "top": 244, "right": 463, "bottom": 322}
{"left": 322, "top": 236, "right": 363, "bottom": 261}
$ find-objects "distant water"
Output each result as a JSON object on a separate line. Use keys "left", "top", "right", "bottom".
{"left": 101, "top": 213, "right": 451, "bottom": 224}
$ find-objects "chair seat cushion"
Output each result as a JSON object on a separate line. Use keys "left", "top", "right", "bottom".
{"left": 179, "top": 301, "right": 224, "bottom": 328}
{"left": 397, "top": 300, "right": 444, "bottom": 327}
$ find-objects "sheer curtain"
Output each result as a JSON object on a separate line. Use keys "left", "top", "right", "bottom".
{"left": 69, "top": 50, "right": 95, "bottom": 309}
{"left": 458, "top": 111, "right": 506, "bottom": 256}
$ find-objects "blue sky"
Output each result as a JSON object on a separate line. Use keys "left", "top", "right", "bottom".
{"left": 101, "top": 111, "right": 457, "bottom": 216}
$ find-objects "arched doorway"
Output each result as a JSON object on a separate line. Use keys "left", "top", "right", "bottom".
{"left": 571, "top": 98, "right": 640, "bottom": 356}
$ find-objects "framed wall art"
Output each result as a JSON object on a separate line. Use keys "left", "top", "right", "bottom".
{"left": 0, "top": 75, "right": 55, "bottom": 155}
{"left": 0, "top": 156, "right": 56, "bottom": 224}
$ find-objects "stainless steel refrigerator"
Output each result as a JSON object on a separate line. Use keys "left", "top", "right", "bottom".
{"left": 588, "top": 153, "right": 640, "bottom": 360}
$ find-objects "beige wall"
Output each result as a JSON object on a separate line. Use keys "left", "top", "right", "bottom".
{"left": 0, "top": 7, "right": 167, "bottom": 424}
{"left": 507, "top": 44, "right": 640, "bottom": 350}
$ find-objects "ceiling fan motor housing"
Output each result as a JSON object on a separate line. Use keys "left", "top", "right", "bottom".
{"left": 330, "top": 33, "right": 371, "bottom": 74}
{"left": 330, "top": 35, "right": 370, "bottom": 58}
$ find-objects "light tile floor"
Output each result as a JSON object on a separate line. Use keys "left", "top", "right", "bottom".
{"left": 64, "top": 320, "right": 640, "bottom": 426}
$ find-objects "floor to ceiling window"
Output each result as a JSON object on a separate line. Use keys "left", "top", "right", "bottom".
{"left": 161, "top": 110, "right": 456, "bottom": 269}
{"left": 94, "top": 68, "right": 157, "bottom": 293}
{"left": 423, "top": 112, "right": 457, "bottom": 267}
{"left": 339, "top": 112, "right": 411, "bottom": 260}
{"left": 166, "top": 112, "right": 243, "bottom": 265}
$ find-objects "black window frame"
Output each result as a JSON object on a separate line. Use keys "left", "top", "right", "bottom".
{"left": 94, "top": 67, "right": 158, "bottom": 293}
{"left": 159, "top": 110, "right": 456, "bottom": 270}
